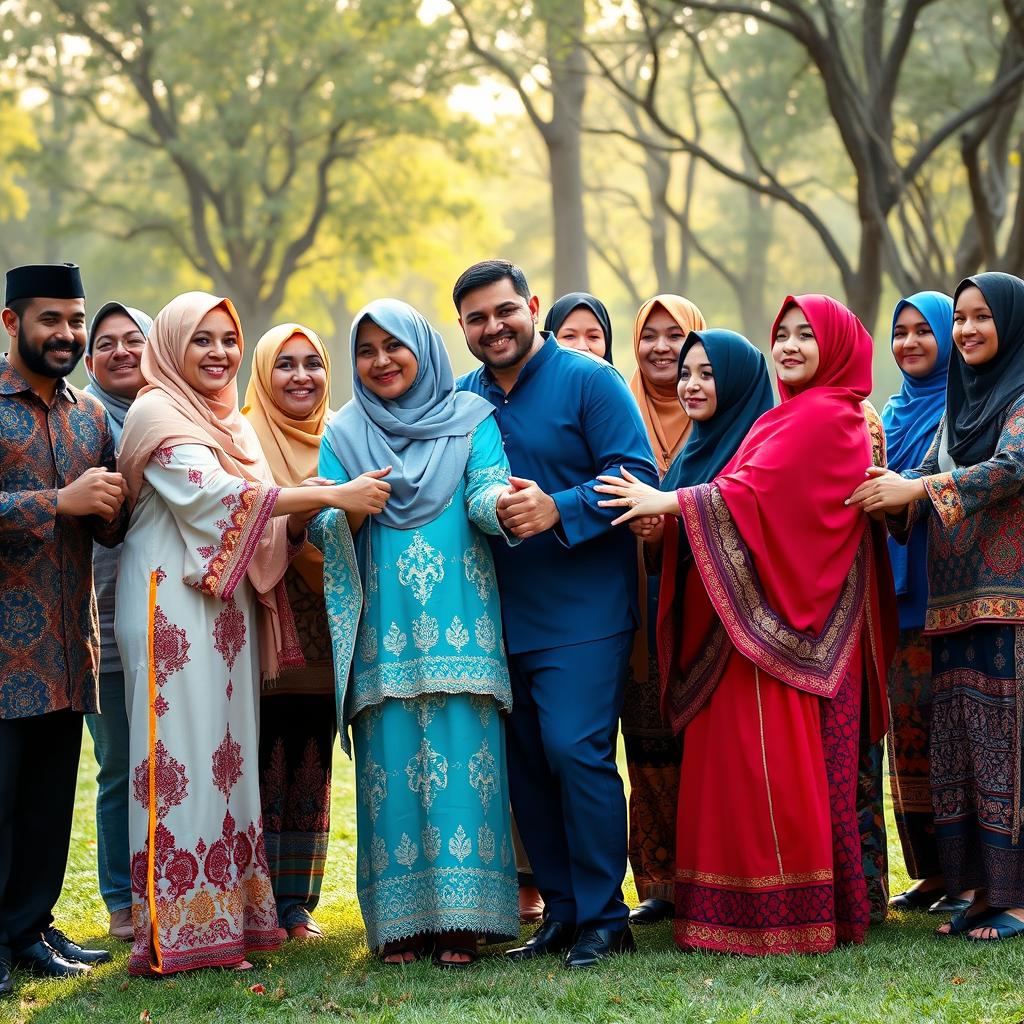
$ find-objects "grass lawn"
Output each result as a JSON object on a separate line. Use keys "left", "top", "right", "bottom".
{"left": 2, "top": 739, "right": 1023, "bottom": 1024}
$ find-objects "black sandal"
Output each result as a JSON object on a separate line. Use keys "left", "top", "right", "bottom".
{"left": 378, "top": 939, "right": 429, "bottom": 964}
{"left": 432, "top": 945, "right": 478, "bottom": 969}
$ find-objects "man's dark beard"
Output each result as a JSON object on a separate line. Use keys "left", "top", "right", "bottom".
{"left": 16, "top": 324, "right": 84, "bottom": 379}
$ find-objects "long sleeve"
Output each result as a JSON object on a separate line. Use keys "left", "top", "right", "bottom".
{"left": 90, "top": 417, "right": 129, "bottom": 548}
{"left": 0, "top": 486, "right": 57, "bottom": 541}
{"left": 143, "top": 444, "right": 279, "bottom": 599}
{"left": 914, "top": 399, "right": 1024, "bottom": 531}
{"left": 463, "top": 416, "right": 518, "bottom": 543}
{"left": 551, "top": 366, "right": 659, "bottom": 548}
{"left": 887, "top": 416, "right": 944, "bottom": 543}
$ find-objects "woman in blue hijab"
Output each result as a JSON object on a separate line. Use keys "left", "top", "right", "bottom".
{"left": 317, "top": 299, "right": 519, "bottom": 966}
{"left": 880, "top": 290, "right": 958, "bottom": 915}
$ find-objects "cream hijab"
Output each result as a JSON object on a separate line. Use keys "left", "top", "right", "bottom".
{"left": 242, "top": 323, "right": 331, "bottom": 594}
{"left": 118, "top": 291, "right": 299, "bottom": 679}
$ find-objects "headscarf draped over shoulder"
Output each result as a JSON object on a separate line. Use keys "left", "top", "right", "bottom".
{"left": 118, "top": 290, "right": 297, "bottom": 679}
{"left": 243, "top": 322, "right": 332, "bottom": 594}
{"left": 544, "top": 292, "right": 614, "bottom": 364}
{"left": 947, "top": 272, "right": 1024, "bottom": 466}
{"left": 629, "top": 294, "right": 706, "bottom": 474}
{"left": 323, "top": 298, "right": 494, "bottom": 531}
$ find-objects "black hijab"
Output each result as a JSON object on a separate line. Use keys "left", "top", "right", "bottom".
{"left": 543, "top": 292, "right": 614, "bottom": 364}
{"left": 660, "top": 328, "right": 775, "bottom": 491}
{"left": 948, "top": 272, "right": 1024, "bottom": 466}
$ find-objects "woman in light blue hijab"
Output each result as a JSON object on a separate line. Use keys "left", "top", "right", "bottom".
{"left": 316, "top": 299, "right": 519, "bottom": 966}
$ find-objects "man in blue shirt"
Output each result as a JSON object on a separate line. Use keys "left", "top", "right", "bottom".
{"left": 455, "top": 260, "right": 658, "bottom": 968}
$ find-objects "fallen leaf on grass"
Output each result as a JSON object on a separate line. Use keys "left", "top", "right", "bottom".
{"left": 249, "top": 983, "right": 266, "bottom": 995}
{"left": 951, "top": 977, "right": 965, "bottom": 985}
{"left": 271, "top": 984, "right": 286, "bottom": 1001}
{"left": 139, "top": 1012, "right": 151, "bottom": 1023}
{"left": 609, "top": 995, "right": 623, "bottom": 1004}
{"left": 118, "top": 981, "right": 129, "bottom": 992}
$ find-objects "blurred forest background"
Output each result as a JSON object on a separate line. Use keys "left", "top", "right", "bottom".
{"left": 1, "top": 0, "right": 1022, "bottom": 403}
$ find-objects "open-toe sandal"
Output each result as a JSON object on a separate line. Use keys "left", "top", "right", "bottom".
{"left": 964, "top": 911, "right": 1024, "bottom": 942}
{"left": 936, "top": 906, "right": 993, "bottom": 938}
{"left": 432, "top": 945, "right": 478, "bottom": 969}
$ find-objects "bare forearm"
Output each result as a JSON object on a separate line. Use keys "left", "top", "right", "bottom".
{"left": 272, "top": 486, "right": 337, "bottom": 517}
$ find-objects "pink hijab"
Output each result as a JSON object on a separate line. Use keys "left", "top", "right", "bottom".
{"left": 118, "top": 291, "right": 297, "bottom": 678}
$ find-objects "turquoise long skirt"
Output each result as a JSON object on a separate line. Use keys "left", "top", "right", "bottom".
{"left": 353, "top": 693, "right": 519, "bottom": 949}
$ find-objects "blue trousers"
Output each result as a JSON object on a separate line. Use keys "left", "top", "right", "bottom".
{"left": 85, "top": 671, "right": 131, "bottom": 913}
{"left": 505, "top": 631, "right": 632, "bottom": 929}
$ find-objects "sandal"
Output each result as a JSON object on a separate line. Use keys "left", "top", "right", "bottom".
{"left": 378, "top": 939, "right": 429, "bottom": 964}
{"left": 936, "top": 906, "right": 994, "bottom": 938}
{"left": 964, "top": 910, "right": 1024, "bottom": 942}
{"left": 432, "top": 945, "right": 478, "bottom": 969}
{"left": 889, "top": 887, "right": 943, "bottom": 912}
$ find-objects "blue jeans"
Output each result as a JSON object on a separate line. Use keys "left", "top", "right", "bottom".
{"left": 85, "top": 671, "right": 131, "bottom": 913}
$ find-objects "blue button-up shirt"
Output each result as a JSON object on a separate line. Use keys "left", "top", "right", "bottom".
{"left": 459, "top": 336, "right": 658, "bottom": 654}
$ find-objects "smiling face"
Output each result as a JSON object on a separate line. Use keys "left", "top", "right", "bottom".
{"left": 5, "top": 296, "right": 87, "bottom": 381}
{"left": 892, "top": 304, "right": 939, "bottom": 378}
{"left": 458, "top": 277, "right": 540, "bottom": 374}
{"left": 676, "top": 341, "right": 717, "bottom": 421}
{"left": 355, "top": 317, "right": 419, "bottom": 400}
{"left": 181, "top": 305, "right": 241, "bottom": 397}
{"left": 555, "top": 306, "right": 607, "bottom": 359}
{"left": 772, "top": 305, "right": 820, "bottom": 389}
{"left": 953, "top": 285, "right": 999, "bottom": 367}
{"left": 269, "top": 334, "right": 327, "bottom": 417}
{"left": 86, "top": 311, "right": 147, "bottom": 399}
{"left": 638, "top": 307, "right": 688, "bottom": 390}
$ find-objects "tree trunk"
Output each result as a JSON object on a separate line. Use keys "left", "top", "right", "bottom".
{"left": 545, "top": 1, "right": 589, "bottom": 296}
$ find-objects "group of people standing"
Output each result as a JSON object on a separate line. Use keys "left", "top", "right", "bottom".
{"left": 0, "top": 256, "right": 1022, "bottom": 996}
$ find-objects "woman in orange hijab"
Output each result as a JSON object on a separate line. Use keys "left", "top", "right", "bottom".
{"left": 243, "top": 323, "right": 337, "bottom": 941}
{"left": 624, "top": 294, "right": 706, "bottom": 924}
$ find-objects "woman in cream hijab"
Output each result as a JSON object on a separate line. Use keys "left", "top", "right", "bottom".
{"left": 243, "top": 323, "right": 339, "bottom": 941}
{"left": 116, "top": 292, "right": 389, "bottom": 975}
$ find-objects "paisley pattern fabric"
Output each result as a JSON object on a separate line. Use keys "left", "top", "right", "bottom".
{"left": 116, "top": 444, "right": 284, "bottom": 974}
{"left": 0, "top": 356, "right": 124, "bottom": 719}
{"left": 353, "top": 694, "right": 518, "bottom": 948}
{"left": 930, "top": 624, "right": 1024, "bottom": 905}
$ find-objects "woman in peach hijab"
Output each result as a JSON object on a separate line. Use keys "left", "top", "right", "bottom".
{"left": 242, "top": 323, "right": 339, "bottom": 941}
{"left": 116, "top": 293, "right": 388, "bottom": 975}
{"left": 623, "top": 294, "right": 706, "bottom": 924}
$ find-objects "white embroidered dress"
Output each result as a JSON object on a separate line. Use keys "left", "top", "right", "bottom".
{"left": 116, "top": 443, "right": 284, "bottom": 975}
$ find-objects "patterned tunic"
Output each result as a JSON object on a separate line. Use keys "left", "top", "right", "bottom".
{"left": 0, "top": 355, "right": 123, "bottom": 719}
{"left": 115, "top": 444, "right": 285, "bottom": 974}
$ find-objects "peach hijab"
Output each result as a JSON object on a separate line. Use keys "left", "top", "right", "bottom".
{"left": 242, "top": 323, "right": 331, "bottom": 594}
{"left": 628, "top": 294, "right": 707, "bottom": 474}
{"left": 118, "top": 290, "right": 297, "bottom": 678}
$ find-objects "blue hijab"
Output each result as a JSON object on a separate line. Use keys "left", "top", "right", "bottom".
{"left": 661, "top": 328, "right": 774, "bottom": 492}
{"left": 84, "top": 300, "right": 153, "bottom": 444}
{"left": 880, "top": 290, "right": 953, "bottom": 627}
{"left": 324, "top": 298, "right": 494, "bottom": 531}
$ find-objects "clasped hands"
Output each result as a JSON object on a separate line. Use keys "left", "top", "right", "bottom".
{"left": 595, "top": 467, "right": 676, "bottom": 533}
{"left": 845, "top": 466, "right": 927, "bottom": 515}
{"left": 56, "top": 466, "right": 127, "bottom": 522}
{"left": 496, "top": 476, "right": 560, "bottom": 539}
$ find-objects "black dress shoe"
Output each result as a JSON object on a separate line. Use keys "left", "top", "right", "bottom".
{"left": 629, "top": 898, "right": 674, "bottom": 924}
{"left": 43, "top": 928, "right": 112, "bottom": 966}
{"left": 0, "top": 959, "right": 12, "bottom": 997}
{"left": 13, "top": 940, "right": 91, "bottom": 978}
{"left": 888, "top": 887, "right": 943, "bottom": 912}
{"left": 505, "top": 919, "right": 576, "bottom": 961}
{"left": 929, "top": 895, "right": 973, "bottom": 915}
{"left": 565, "top": 925, "right": 636, "bottom": 969}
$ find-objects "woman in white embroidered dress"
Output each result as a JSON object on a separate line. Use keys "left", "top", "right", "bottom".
{"left": 115, "top": 291, "right": 388, "bottom": 975}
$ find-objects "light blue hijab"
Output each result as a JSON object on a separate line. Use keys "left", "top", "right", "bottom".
{"left": 324, "top": 298, "right": 494, "bottom": 530}
{"left": 84, "top": 300, "right": 153, "bottom": 444}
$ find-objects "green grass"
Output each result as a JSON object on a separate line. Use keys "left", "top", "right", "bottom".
{"left": 2, "top": 741, "right": 1024, "bottom": 1023}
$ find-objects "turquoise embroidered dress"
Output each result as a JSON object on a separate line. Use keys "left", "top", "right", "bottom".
{"left": 314, "top": 415, "right": 518, "bottom": 948}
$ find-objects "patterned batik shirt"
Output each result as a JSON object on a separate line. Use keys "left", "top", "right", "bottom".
{"left": 0, "top": 355, "right": 125, "bottom": 719}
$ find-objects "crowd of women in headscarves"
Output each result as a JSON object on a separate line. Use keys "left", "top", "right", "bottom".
{"left": 78, "top": 262, "right": 1024, "bottom": 980}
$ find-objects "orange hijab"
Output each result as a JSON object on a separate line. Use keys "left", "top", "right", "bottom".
{"left": 242, "top": 323, "right": 331, "bottom": 595}
{"left": 629, "top": 294, "right": 706, "bottom": 473}
{"left": 118, "top": 291, "right": 296, "bottom": 678}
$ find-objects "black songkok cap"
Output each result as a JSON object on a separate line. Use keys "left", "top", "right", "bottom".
{"left": 5, "top": 263, "right": 86, "bottom": 306}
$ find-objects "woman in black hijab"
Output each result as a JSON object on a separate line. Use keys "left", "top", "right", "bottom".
{"left": 544, "top": 293, "right": 614, "bottom": 363}
{"left": 850, "top": 272, "right": 1024, "bottom": 941}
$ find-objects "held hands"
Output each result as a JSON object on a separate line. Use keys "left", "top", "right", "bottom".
{"left": 335, "top": 467, "right": 392, "bottom": 515}
{"left": 496, "top": 476, "right": 560, "bottom": 539}
{"left": 629, "top": 515, "right": 664, "bottom": 542}
{"left": 595, "top": 467, "right": 677, "bottom": 526}
{"left": 56, "top": 467, "right": 126, "bottom": 521}
{"left": 845, "top": 466, "right": 927, "bottom": 516}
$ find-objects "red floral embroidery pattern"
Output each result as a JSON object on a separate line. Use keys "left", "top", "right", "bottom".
{"left": 203, "top": 809, "right": 253, "bottom": 888}
{"left": 152, "top": 446, "right": 174, "bottom": 468}
{"left": 131, "top": 821, "right": 200, "bottom": 903}
{"left": 199, "top": 483, "right": 270, "bottom": 598}
{"left": 212, "top": 725, "right": 244, "bottom": 800}
{"left": 188, "top": 468, "right": 204, "bottom": 487}
{"left": 153, "top": 605, "right": 191, "bottom": 687}
{"left": 132, "top": 740, "right": 190, "bottom": 819}
{"left": 213, "top": 597, "right": 246, "bottom": 670}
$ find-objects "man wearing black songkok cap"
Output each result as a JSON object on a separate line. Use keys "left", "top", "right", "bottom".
{"left": 0, "top": 264, "right": 128, "bottom": 994}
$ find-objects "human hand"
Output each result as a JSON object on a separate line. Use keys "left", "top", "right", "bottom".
{"left": 846, "top": 466, "right": 926, "bottom": 515}
{"left": 629, "top": 515, "right": 664, "bottom": 542}
{"left": 57, "top": 467, "right": 125, "bottom": 521}
{"left": 595, "top": 467, "right": 677, "bottom": 525}
{"left": 334, "top": 467, "right": 391, "bottom": 515}
{"left": 496, "top": 476, "right": 560, "bottom": 539}
{"left": 289, "top": 477, "right": 333, "bottom": 533}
